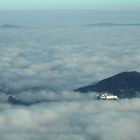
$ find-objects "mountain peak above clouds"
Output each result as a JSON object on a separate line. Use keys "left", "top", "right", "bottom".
{"left": 75, "top": 71, "right": 140, "bottom": 98}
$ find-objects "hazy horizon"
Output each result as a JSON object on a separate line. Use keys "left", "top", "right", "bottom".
{"left": 0, "top": 10, "right": 140, "bottom": 27}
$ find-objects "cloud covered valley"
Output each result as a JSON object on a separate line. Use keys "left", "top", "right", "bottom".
{"left": 0, "top": 25, "right": 140, "bottom": 139}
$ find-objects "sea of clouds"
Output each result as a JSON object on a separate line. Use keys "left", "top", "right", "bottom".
{"left": 0, "top": 25, "right": 140, "bottom": 139}
{"left": 0, "top": 98, "right": 140, "bottom": 140}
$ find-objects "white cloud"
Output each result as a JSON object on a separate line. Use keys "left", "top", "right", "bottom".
{"left": 0, "top": 98, "right": 140, "bottom": 140}
{"left": 1, "top": 26, "right": 140, "bottom": 91}
{"left": 0, "top": 25, "right": 140, "bottom": 139}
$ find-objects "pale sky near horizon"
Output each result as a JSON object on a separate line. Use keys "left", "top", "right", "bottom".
{"left": 0, "top": 0, "right": 140, "bottom": 10}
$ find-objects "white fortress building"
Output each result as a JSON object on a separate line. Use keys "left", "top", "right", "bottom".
{"left": 97, "top": 93, "right": 119, "bottom": 100}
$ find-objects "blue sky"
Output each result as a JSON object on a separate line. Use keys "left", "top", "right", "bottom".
{"left": 0, "top": 0, "right": 140, "bottom": 10}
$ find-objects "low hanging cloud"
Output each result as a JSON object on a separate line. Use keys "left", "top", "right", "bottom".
{"left": 0, "top": 98, "right": 140, "bottom": 140}
{"left": 0, "top": 25, "right": 140, "bottom": 140}
{"left": 0, "top": 26, "right": 140, "bottom": 92}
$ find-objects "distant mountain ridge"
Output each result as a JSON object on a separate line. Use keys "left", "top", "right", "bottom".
{"left": 74, "top": 71, "right": 140, "bottom": 98}
{"left": 85, "top": 23, "right": 140, "bottom": 27}
{"left": 0, "top": 24, "right": 21, "bottom": 29}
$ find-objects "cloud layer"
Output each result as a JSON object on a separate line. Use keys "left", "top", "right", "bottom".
{"left": 0, "top": 98, "right": 140, "bottom": 140}
{"left": 0, "top": 25, "right": 140, "bottom": 139}
{"left": 0, "top": 26, "right": 140, "bottom": 91}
